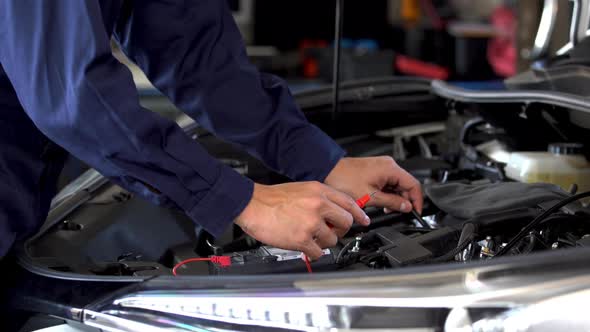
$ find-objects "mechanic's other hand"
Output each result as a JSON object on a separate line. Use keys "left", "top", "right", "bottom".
{"left": 324, "top": 156, "right": 423, "bottom": 214}
{"left": 235, "top": 182, "right": 370, "bottom": 260}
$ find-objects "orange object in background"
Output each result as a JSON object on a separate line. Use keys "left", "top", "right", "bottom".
{"left": 401, "top": 0, "right": 421, "bottom": 24}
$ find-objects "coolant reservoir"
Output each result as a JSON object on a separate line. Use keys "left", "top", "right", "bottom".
{"left": 505, "top": 143, "right": 590, "bottom": 193}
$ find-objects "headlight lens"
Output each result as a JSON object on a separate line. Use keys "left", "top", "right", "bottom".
{"left": 83, "top": 267, "right": 590, "bottom": 331}
{"left": 115, "top": 295, "right": 335, "bottom": 330}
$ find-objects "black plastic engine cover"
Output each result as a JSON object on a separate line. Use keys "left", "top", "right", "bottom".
{"left": 374, "top": 228, "right": 432, "bottom": 266}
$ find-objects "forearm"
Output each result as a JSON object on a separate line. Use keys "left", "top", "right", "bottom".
{"left": 114, "top": 0, "right": 345, "bottom": 182}
{"left": 0, "top": 0, "right": 253, "bottom": 237}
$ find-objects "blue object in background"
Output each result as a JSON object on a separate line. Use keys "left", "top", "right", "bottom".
{"left": 355, "top": 39, "right": 380, "bottom": 52}
{"left": 339, "top": 38, "right": 380, "bottom": 53}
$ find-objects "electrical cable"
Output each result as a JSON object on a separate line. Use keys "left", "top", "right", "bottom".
{"left": 358, "top": 242, "right": 406, "bottom": 266}
{"left": 359, "top": 251, "right": 385, "bottom": 265}
{"left": 335, "top": 240, "right": 357, "bottom": 264}
{"left": 172, "top": 256, "right": 231, "bottom": 276}
{"left": 428, "top": 223, "right": 475, "bottom": 263}
{"left": 429, "top": 235, "right": 474, "bottom": 263}
{"left": 332, "top": 0, "right": 344, "bottom": 120}
{"left": 303, "top": 192, "right": 374, "bottom": 271}
{"left": 495, "top": 191, "right": 590, "bottom": 257}
{"left": 303, "top": 255, "right": 313, "bottom": 274}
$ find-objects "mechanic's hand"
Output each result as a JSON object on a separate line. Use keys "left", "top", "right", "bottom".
{"left": 324, "top": 156, "right": 423, "bottom": 214}
{"left": 235, "top": 182, "right": 370, "bottom": 260}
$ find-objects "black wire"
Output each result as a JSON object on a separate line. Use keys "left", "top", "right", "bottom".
{"left": 359, "top": 251, "right": 386, "bottom": 265}
{"left": 336, "top": 240, "right": 357, "bottom": 264}
{"left": 495, "top": 191, "right": 590, "bottom": 257}
{"left": 427, "top": 223, "right": 475, "bottom": 263}
{"left": 532, "top": 232, "right": 550, "bottom": 249}
{"left": 429, "top": 235, "right": 474, "bottom": 263}
{"left": 332, "top": 0, "right": 344, "bottom": 120}
{"left": 511, "top": 234, "right": 536, "bottom": 255}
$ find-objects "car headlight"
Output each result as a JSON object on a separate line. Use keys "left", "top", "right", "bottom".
{"left": 79, "top": 267, "right": 590, "bottom": 332}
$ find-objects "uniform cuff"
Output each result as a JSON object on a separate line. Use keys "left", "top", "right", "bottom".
{"left": 282, "top": 124, "right": 346, "bottom": 182}
{"left": 186, "top": 165, "right": 254, "bottom": 238}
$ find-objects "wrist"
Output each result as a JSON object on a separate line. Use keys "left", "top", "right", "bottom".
{"left": 186, "top": 165, "right": 254, "bottom": 238}
{"left": 235, "top": 183, "right": 259, "bottom": 228}
{"left": 324, "top": 157, "right": 351, "bottom": 186}
{"left": 235, "top": 183, "right": 272, "bottom": 230}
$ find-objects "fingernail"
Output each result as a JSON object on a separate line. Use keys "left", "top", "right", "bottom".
{"left": 364, "top": 214, "right": 371, "bottom": 225}
{"left": 400, "top": 202, "right": 409, "bottom": 212}
{"left": 384, "top": 208, "right": 391, "bottom": 214}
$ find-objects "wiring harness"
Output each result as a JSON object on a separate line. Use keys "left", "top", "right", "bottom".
{"left": 495, "top": 191, "right": 590, "bottom": 257}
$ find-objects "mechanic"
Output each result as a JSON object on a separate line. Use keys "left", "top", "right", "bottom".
{"left": 0, "top": 0, "right": 422, "bottom": 260}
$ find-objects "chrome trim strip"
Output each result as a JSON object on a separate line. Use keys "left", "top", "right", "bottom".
{"left": 570, "top": 0, "right": 590, "bottom": 46}
{"left": 431, "top": 80, "right": 590, "bottom": 115}
{"left": 529, "top": 0, "right": 558, "bottom": 59}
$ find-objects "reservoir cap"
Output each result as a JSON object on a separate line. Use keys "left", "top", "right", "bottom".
{"left": 548, "top": 143, "right": 584, "bottom": 156}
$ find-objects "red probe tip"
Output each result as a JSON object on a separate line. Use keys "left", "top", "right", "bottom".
{"left": 356, "top": 191, "right": 377, "bottom": 209}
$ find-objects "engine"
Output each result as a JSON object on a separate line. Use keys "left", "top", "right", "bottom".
{"left": 26, "top": 112, "right": 590, "bottom": 277}
{"left": 169, "top": 115, "right": 590, "bottom": 276}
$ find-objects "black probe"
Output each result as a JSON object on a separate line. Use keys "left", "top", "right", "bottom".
{"left": 411, "top": 209, "right": 432, "bottom": 229}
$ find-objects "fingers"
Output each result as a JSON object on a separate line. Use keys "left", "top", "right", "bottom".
{"left": 320, "top": 200, "right": 354, "bottom": 237}
{"left": 324, "top": 188, "right": 370, "bottom": 226}
{"left": 407, "top": 183, "right": 423, "bottom": 214}
{"left": 372, "top": 191, "right": 412, "bottom": 213}
{"left": 300, "top": 213, "right": 338, "bottom": 260}
{"left": 386, "top": 161, "right": 424, "bottom": 214}
{"left": 294, "top": 214, "right": 327, "bottom": 260}
{"left": 314, "top": 222, "right": 338, "bottom": 248}
{"left": 380, "top": 190, "right": 423, "bottom": 214}
{"left": 300, "top": 240, "right": 324, "bottom": 260}
{"left": 292, "top": 183, "right": 359, "bottom": 260}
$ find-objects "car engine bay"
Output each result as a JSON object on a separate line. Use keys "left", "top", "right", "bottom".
{"left": 184, "top": 116, "right": 590, "bottom": 276}
{"left": 23, "top": 94, "right": 590, "bottom": 278}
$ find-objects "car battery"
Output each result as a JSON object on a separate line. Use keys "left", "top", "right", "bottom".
{"left": 210, "top": 246, "right": 336, "bottom": 275}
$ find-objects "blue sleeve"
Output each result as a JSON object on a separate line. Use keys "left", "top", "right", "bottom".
{"left": 114, "top": 0, "right": 345, "bottom": 182}
{"left": 0, "top": 0, "right": 253, "bottom": 237}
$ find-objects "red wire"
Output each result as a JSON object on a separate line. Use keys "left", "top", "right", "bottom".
{"left": 172, "top": 257, "right": 212, "bottom": 276}
{"left": 173, "top": 256, "right": 232, "bottom": 276}
{"left": 303, "top": 255, "right": 313, "bottom": 274}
